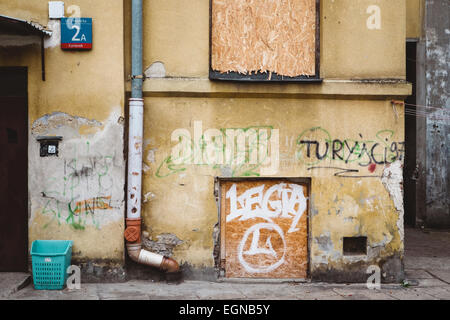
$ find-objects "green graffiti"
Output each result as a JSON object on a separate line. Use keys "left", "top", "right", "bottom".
{"left": 40, "top": 142, "right": 115, "bottom": 230}
{"left": 155, "top": 125, "right": 274, "bottom": 178}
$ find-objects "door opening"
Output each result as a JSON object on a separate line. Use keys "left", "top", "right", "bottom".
{"left": 404, "top": 41, "right": 417, "bottom": 227}
{"left": 0, "top": 67, "right": 28, "bottom": 272}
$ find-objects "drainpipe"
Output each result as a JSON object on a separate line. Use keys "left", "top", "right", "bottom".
{"left": 125, "top": 0, "right": 179, "bottom": 273}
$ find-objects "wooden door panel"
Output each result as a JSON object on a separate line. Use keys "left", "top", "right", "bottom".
{"left": 0, "top": 68, "right": 28, "bottom": 272}
{"left": 221, "top": 179, "right": 309, "bottom": 278}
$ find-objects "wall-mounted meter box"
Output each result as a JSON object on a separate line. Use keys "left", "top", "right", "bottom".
{"left": 37, "top": 136, "right": 62, "bottom": 157}
{"left": 61, "top": 17, "right": 92, "bottom": 50}
{"left": 49, "top": 1, "right": 65, "bottom": 19}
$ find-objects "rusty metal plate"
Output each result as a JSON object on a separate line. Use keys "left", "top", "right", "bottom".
{"left": 220, "top": 179, "right": 309, "bottom": 278}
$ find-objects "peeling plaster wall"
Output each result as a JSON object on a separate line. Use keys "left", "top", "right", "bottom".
{"left": 29, "top": 110, "right": 125, "bottom": 262}
{"left": 0, "top": 0, "right": 126, "bottom": 268}
{"left": 423, "top": 0, "right": 450, "bottom": 227}
{"left": 381, "top": 161, "right": 404, "bottom": 243}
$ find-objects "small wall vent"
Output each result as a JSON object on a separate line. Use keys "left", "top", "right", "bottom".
{"left": 343, "top": 236, "right": 367, "bottom": 256}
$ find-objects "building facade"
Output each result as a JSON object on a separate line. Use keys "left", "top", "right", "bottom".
{"left": 0, "top": 0, "right": 445, "bottom": 283}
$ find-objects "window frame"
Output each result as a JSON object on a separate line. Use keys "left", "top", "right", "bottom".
{"left": 209, "top": 0, "right": 322, "bottom": 82}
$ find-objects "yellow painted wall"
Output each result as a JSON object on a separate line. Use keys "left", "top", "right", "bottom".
{"left": 125, "top": 0, "right": 406, "bottom": 80}
{"left": 0, "top": 0, "right": 413, "bottom": 279}
{"left": 130, "top": 0, "right": 410, "bottom": 279}
{"left": 406, "top": 0, "right": 424, "bottom": 39}
{"left": 321, "top": 0, "right": 405, "bottom": 79}
{"left": 0, "top": 0, "right": 126, "bottom": 264}
{"left": 0, "top": 0, "right": 125, "bottom": 123}
{"left": 142, "top": 97, "right": 405, "bottom": 274}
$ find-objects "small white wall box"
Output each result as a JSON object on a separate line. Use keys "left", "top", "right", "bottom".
{"left": 49, "top": 1, "right": 65, "bottom": 19}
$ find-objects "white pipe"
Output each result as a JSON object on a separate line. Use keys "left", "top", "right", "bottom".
{"left": 127, "top": 98, "right": 144, "bottom": 219}
{"left": 126, "top": 0, "right": 179, "bottom": 273}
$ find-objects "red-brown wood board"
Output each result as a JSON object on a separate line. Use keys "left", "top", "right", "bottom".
{"left": 220, "top": 180, "right": 308, "bottom": 278}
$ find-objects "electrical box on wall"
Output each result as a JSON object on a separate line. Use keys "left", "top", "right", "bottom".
{"left": 37, "top": 136, "right": 62, "bottom": 157}
{"left": 61, "top": 17, "right": 92, "bottom": 50}
{"left": 49, "top": 1, "right": 65, "bottom": 19}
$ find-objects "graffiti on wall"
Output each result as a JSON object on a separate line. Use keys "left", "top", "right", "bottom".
{"left": 221, "top": 180, "right": 308, "bottom": 278}
{"left": 155, "top": 121, "right": 279, "bottom": 178}
{"left": 40, "top": 142, "right": 118, "bottom": 230}
{"left": 154, "top": 123, "right": 403, "bottom": 179}
{"left": 296, "top": 127, "right": 405, "bottom": 177}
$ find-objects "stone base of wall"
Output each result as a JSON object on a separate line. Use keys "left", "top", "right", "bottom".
{"left": 124, "top": 259, "right": 216, "bottom": 283}
{"left": 77, "top": 260, "right": 127, "bottom": 283}
{"left": 311, "top": 255, "right": 404, "bottom": 283}
{"left": 73, "top": 255, "right": 404, "bottom": 284}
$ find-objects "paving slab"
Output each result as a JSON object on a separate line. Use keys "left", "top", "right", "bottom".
{"left": 332, "top": 287, "right": 397, "bottom": 300}
{"left": 411, "top": 287, "right": 450, "bottom": 300}
{"left": 0, "top": 273, "right": 31, "bottom": 299}
{"left": 195, "top": 287, "right": 243, "bottom": 300}
{"left": 291, "top": 285, "right": 345, "bottom": 300}
{"left": 10, "top": 283, "right": 99, "bottom": 300}
{"left": 297, "top": 291, "right": 345, "bottom": 300}
{"left": 426, "top": 270, "right": 450, "bottom": 284}
{"left": 405, "top": 269, "right": 434, "bottom": 279}
{"left": 384, "top": 288, "right": 438, "bottom": 300}
{"left": 415, "top": 278, "right": 449, "bottom": 287}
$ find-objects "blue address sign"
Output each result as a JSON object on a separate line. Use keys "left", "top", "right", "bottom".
{"left": 61, "top": 17, "right": 92, "bottom": 50}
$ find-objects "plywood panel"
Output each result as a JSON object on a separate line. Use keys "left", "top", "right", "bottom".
{"left": 221, "top": 179, "right": 308, "bottom": 278}
{"left": 211, "top": 0, "right": 317, "bottom": 77}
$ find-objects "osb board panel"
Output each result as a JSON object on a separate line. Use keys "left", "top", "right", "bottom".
{"left": 211, "top": 0, "right": 316, "bottom": 77}
{"left": 221, "top": 180, "right": 308, "bottom": 278}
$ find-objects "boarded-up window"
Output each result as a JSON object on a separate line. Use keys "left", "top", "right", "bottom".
{"left": 219, "top": 179, "right": 309, "bottom": 278}
{"left": 210, "top": 0, "right": 320, "bottom": 81}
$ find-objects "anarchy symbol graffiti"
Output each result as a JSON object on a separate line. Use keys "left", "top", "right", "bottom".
{"left": 238, "top": 222, "right": 287, "bottom": 273}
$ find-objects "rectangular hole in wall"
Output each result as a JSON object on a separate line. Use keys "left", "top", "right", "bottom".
{"left": 343, "top": 237, "right": 367, "bottom": 256}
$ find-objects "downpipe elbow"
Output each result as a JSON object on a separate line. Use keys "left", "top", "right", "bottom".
{"left": 125, "top": 225, "right": 180, "bottom": 273}
{"left": 161, "top": 256, "right": 180, "bottom": 273}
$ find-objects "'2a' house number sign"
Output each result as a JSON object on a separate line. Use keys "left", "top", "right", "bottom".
{"left": 61, "top": 17, "right": 92, "bottom": 50}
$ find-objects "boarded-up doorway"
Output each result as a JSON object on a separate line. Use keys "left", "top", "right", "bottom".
{"left": 219, "top": 178, "right": 309, "bottom": 279}
{"left": 0, "top": 67, "right": 28, "bottom": 272}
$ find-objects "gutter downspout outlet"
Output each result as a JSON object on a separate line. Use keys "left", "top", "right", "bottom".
{"left": 126, "top": 242, "right": 180, "bottom": 273}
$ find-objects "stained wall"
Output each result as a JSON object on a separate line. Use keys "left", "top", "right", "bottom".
{"left": 0, "top": 0, "right": 126, "bottom": 273}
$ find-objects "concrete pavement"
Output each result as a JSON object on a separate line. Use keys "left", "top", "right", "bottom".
{"left": 0, "top": 272, "right": 30, "bottom": 299}
{"left": 1, "top": 276, "right": 450, "bottom": 300}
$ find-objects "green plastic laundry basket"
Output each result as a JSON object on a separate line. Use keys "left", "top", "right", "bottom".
{"left": 31, "top": 240, "right": 73, "bottom": 290}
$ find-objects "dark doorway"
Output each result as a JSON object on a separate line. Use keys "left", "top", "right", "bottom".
{"left": 404, "top": 42, "right": 417, "bottom": 227}
{"left": 0, "top": 67, "right": 28, "bottom": 271}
